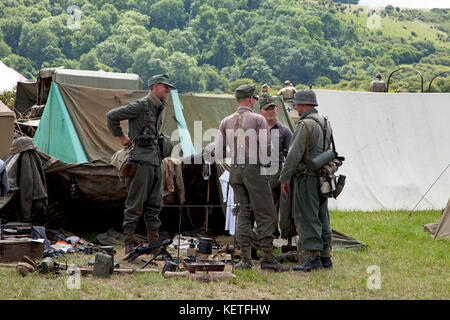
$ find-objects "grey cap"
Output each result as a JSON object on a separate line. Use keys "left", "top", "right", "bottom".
{"left": 262, "top": 83, "right": 269, "bottom": 88}
{"left": 293, "top": 89, "right": 318, "bottom": 106}
{"left": 148, "top": 74, "right": 176, "bottom": 89}
{"left": 284, "top": 80, "right": 291, "bottom": 85}
{"left": 235, "top": 84, "right": 259, "bottom": 100}
{"left": 260, "top": 96, "right": 277, "bottom": 110}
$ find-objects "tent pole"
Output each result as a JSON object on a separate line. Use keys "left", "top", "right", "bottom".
{"left": 205, "top": 179, "right": 210, "bottom": 233}
{"left": 408, "top": 163, "right": 450, "bottom": 218}
{"left": 177, "top": 203, "right": 183, "bottom": 260}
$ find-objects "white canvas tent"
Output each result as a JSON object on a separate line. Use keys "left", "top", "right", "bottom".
{"left": 0, "top": 60, "right": 27, "bottom": 92}
{"left": 302, "top": 90, "right": 450, "bottom": 211}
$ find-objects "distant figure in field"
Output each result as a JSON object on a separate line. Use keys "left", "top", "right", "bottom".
{"left": 370, "top": 74, "right": 387, "bottom": 92}
{"left": 259, "top": 83, "right": 270, "bottom": 103}
{"left": 277, "top": 80, "right": 297, "bottom": 111}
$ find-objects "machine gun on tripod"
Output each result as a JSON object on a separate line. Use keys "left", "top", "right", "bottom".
{"left": 126, "top": 239, "right": 175, "bottom": 269}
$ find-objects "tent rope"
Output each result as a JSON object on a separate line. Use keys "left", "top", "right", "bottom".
{"left": 408, "top": 163, "right": 450, "bottom": 219}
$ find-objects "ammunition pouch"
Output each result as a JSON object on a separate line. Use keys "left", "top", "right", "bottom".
{"left": 135, "top": 133, "right": 158, "bottom": 148}
{"left": 158, "top": 134, "right": 174, "bottom": 159}
{"left": 121, "top": 160, "right": 136, "bottom": 179}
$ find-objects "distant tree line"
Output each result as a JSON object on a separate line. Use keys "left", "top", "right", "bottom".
{"left": 0, "top": 0, "right": 448, "bottom": 93}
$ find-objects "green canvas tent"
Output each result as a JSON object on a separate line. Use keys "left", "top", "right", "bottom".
{"left": 33, "top": 82, "right": 293, "bottom": 164}
{"left": 30, "top": 81, "right": 295, "bottom": 208}
{"left": 14, "top": 80, "right": 38, "bottom": 114}
{"left": 51, "top": 69, "right": 144, "bottom": 91}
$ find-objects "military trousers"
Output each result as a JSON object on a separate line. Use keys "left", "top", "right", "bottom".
{"left": 230, "top": 164, "right": 277, "bottom": 249}
{"left": 123, "top": 163, "right": 162, "bottom": 232}
{"left": 292, "top": 174, "right": 332, "bottom": 252}
{"left": 266, "top": 165, "right": 289, "bottom": 234}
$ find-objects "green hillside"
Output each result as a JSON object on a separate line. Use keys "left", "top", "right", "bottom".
{"left": 0, "top": 0, "right": 448, "bottom": 93}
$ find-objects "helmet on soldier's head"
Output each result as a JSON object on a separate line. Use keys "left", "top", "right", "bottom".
{"left": 293, "top": 89, "right": 318, "bottom": 106}
{"left": 10, "top": 137, "right": 36, "bottom": 154}
{"left": 376, "top": 74, "right": 382, "bottom": 79}
{"left": 284, "top": 80, "right": 291, "bottom": 85}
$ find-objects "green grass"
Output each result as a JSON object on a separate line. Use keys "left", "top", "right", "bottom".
{"left": 0, "top": 210, "right": 448, "bottom": 300}
{"left": 337, "top": 6, "right": 448, "bottom": 44}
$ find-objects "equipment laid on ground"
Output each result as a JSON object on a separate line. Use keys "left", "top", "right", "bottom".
{"left": 93, "top": 252, "right": 114, "bottom": 278}
{"left": 162, "top": 261, "right": 178, "bottom": 275}
{"left": 100, "top": 246, "right": 115, "bottom": 265}
{"left": 0, "top": 239, "right": 44, "bottom": 263}
{"left": 198, "top": 237, "right": 213, "bottom": 255}
{"left": 126, "top": 239, "right": 175, "bottom": 269}
{"left": 182, "top": 258, "right": 225, "bottom": 273}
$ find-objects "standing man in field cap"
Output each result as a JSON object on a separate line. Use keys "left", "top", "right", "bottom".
{"left": 259, "top": 96, "right": 292, "bottom": 237}
{"left": 280, "top": 88, "right": 333, "bottom": 272}
{"left": 106, "top": 74, "right": 176, "bottom": 255}
{"left": 215, "top": 84, "right": 289, "bottom": 272}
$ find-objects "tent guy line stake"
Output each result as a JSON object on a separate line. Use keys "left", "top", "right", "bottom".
{"left": 408, "top": 163, "right": 450, "bottom": 219}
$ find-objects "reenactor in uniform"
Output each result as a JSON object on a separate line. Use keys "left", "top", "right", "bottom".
{"left": 259, "top": 83, "right": 270, "bottom": 104}
{"left": 215, "top": 84, "right": 289, "bottom": 272}
{"left": 277, "top": 80, "right": 297, "bottom": 111}
{"left": 370, "top": 74, "right": 387, "bottom": 92}
{"left": 259, "top": 96, "right": 292, "bottom": 236}
{"left": 279, "top": 89, "right": 333, "bottom": 272}
{"left": 106, "top": 74, "right": 176, "bottom": 254}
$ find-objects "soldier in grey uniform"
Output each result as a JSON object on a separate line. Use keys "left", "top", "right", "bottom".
{"left": 106, "top": 74, "right": 176, "bottom": 254}
{"left": 259, "top": 83, "right": 270, "bottom": 103}
{"left": 259, "top": 96, "right": 292, "bottom": 236}
{"left": 370, "top": 74, "right": 387, "bottom": 92}
{"left": 215, "top": 84, "right": 289, "bottom": 272}
{"left": 279, "top": 89, "right": 333, "bottom": 272}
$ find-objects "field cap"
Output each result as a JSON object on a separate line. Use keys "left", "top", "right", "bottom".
{"left": 235, "top": 84, "right": 259, "bottom": 100}
{"left": 148, "top": 74, "right": 176, "bottom": 89}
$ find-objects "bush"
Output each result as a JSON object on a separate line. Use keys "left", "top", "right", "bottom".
{"left": 228, "top": 78, "right": 255, "bottom": 93}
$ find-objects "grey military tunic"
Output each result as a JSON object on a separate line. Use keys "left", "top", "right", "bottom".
{"left": 106, "top": 93, "right": 165, "bottom": 232}
{"left": 279, "top": 108, "right": 333, "bottom": 253}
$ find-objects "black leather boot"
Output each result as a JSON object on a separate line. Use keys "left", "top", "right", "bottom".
{"left": 320, "top": 257, "right": 333, "bottom": 269}
{"left": 260, "top": 248, "right": 290, "bottom": 272}
{"left": 235, "top": 246, "right": 253, "bottom": 270}
{"left": 292, "top": 252, "right": 323, "bottom": 272}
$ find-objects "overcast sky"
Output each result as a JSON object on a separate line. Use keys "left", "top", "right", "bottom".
{"left": 358, "top": 0, "right": 449, "bottom": 9}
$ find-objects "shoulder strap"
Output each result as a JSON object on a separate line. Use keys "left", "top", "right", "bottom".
{"left": 235, "top": 111, "right": 252, "bottom": 150}
{"left": 140, "top": 99, "right": 151, "bottom": 135}
{"left": 235, "top": 111, "right": 251, "bottom": 129}
{"left": 304, "top": 116, "right": 336, "bottom": 153}
{"left": 300, "top": 120, "right": 310, "bottom": 167}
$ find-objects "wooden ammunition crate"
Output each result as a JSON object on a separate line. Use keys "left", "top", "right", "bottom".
{"left": 0, "top": 239, "right": 44, "bottom": 262}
